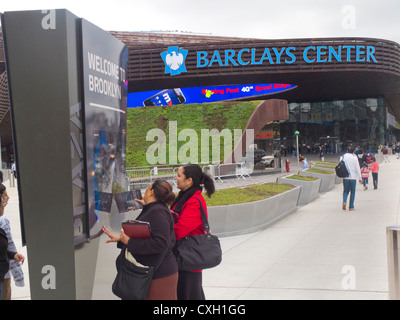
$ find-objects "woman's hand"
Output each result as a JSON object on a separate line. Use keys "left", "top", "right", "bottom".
{"left": 102, "top": 226, "right": 121, "bottom": 243}
{"left": 135, "top": 198, "right": 145, "bottom": 206}
{"left": 102, "top": 226, "right": 130, "bottom": 245}
{"left": 119, "top": 228, "right": 130, "bottom": 245}
{"left": 14, "top": 253, "right": 25, "bottom": 264}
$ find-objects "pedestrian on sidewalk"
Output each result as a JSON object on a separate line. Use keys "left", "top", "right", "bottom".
{"left": 319, "top": 146, "right": 324, "bottom": 161}
{"left": 395, "top": 143, "right": 400, "bottom": 159}
{"left": 361, "top": 163, "right": 369, "bottom": 191}
{"left": 0, "top": 184, "right": 25, "bottom": 298}
{"left": 103, "top": 180, "right": 178, "bottom": 300}
{"left": 342, "top": 147, "right": 362, "bottom": 211}
{"left": 383, "top": 146, "right": 390, "bottom": 162}
{"left": 301, "top": 157, "right": 309, "bottom": 169}
{"left": 172, "top": 164, "right": 215, "bottom": 300}
{"left": 371, "top": 158, "right": 379, "bottom": 190}
{"left": 0, "top": 210, "right": 25, "bottom": 299}
{"left": 11, "top": 162, "right": 16, "bottom": 180}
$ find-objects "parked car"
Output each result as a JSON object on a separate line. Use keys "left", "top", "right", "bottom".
{"left": 260, "top": 154, "right": 275, "bottom": 167}
{"left": 243, "top": 149, "right": 274, "bottom": 167}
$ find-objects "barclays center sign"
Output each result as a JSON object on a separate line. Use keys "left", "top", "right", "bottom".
{"left": 162, "top": 44, "right": 378, "bottom": 76}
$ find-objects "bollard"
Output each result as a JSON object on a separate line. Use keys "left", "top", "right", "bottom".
{"left": 387, "top": 226, "right": 400, "bottom": 299}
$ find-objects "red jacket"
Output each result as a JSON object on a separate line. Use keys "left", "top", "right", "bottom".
{"left": 371, "top": 161, "right": 379, "bottom": 173}
{"left": 172, "top": 190, "right": 208, "bottom": 241}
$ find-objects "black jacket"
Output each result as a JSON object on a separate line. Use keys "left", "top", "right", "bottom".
{"left": 0, "top": 227, "right": 16, "bottom": 282}
{"left": 118, "top": 201, "right": 178, "bottom": 279}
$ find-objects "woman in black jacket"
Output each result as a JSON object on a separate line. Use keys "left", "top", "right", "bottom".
{"left": 103, "top": 180, "right": 178, "bottom": 300}
{"left": 0, "top": 184, "right": 24, "bottom": 297}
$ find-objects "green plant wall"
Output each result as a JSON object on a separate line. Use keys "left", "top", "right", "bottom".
{"left": 126, "top": 100, "right": 261, "bottom": 167}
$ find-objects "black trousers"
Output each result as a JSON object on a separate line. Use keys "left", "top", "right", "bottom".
{"left": 177, "top": 270, "right": 205, "bottom": 300}
{"left": 372, "top": 172, "right": 378, "bottom": 189}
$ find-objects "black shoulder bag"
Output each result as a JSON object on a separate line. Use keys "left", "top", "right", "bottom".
{"left": 173, "top": 197, "right": 222, "bottom": 271}
{"left": 112, "top": 224, "right": 174, "bottom": 300}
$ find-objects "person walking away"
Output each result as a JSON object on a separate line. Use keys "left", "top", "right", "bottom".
{"left": 319, "top": 146, "right": 324, "bottom": 161}
{"left": 0, "top": 184, "right": 24, "bottom": 298}
{"left": 395, "top": 143, "right": 400, "bottom": 159}
{"left": 103, "top": 180, "right": 178, "bottom": 300}
{"left": 342, "top": 147, "right": 362, "bottom": 211}
{"left": 172, "top": 164, "right": 215, "bottom": 300}
{"left": 383, "top": 146, "right": 390, "bottom": 162}
{"left": 361, "top": 163, "right": 369, "bottom": 191}
{"left": 362, "top": 150, "right": 374, "bottom": 165}
{"left": 371, "top": 158, "right": 379, "bottom": 190}
{"left": 11, "top": 162, "right": 16, "bottom": 180}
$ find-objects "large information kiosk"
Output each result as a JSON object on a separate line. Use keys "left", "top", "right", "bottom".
{"left": 1, "top": 9, "right": 128, "bottom": 299}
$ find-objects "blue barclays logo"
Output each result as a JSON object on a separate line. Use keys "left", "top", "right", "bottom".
{"left": 161, "top": 46, "right": 188, "bottom": 76}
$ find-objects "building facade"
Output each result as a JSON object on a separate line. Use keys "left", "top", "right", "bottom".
{"left": 1, "top": 30, "right": 400, "bottom": 166}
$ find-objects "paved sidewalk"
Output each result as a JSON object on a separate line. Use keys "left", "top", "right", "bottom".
{"left": 203, "top": 155, "right": 398, "bottom": 300}
{"left": 3, "top": 153, "right": 400, "bottom": 299}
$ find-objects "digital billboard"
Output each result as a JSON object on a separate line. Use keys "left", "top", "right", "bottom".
{"left": 128, "top": 83, "right": 296, "bottom": 107}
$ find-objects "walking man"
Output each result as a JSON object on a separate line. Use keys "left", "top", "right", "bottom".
{"left": 395, "top": 143, "right": 400, "bottom": 159}
{"left": 383, "top": 146, "right": 390, "bottom": 162}
{"left": 342, "top": 147, "right": 362, "bottom": 211}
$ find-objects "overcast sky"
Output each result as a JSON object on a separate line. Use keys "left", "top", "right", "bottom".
{"left": 1, "top": 0, "right": 400, "bottom": 44}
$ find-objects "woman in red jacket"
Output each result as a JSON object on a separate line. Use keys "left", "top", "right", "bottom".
{"left": 171, "top": 164, "right": 215, "bottom": 300}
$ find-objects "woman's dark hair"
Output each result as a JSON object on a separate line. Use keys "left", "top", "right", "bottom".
{"left": 0, "top": 184, "right": 5, "bottom": 197}
{"left": 183, "top": 164, "right": 215, "bottom": 198}
{"left": 151, "top": 179, "right": 175, "bottom": 205}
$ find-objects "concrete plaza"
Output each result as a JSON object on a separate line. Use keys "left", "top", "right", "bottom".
{"left": 3, "top": 153, "right": 399, "bottom": 299}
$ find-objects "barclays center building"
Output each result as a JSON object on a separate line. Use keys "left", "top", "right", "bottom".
{"left": 1, "top": 29, "right": 400, "bottom": 164}
{"left": 122, "top": 33, "right": 400, "bottom": 155}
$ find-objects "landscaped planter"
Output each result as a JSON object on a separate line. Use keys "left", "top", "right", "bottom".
{"left": 278, "top": 174, "right": 321, "bottom": 206}
{"left": 312, "top": 165, "right": 342, "bottom": 184}
{"left": 301, "top": 169, "right": 336, "bottom": 192}
{"left": 207, "top": 186, "right": 301, "bottom": 237}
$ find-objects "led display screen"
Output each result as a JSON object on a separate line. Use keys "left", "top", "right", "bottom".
{"left": 128, "top": 83, "right": 296, "bottom": 107}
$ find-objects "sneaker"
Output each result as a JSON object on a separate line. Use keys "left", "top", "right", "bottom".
{"left": 342, "top": 203, "right": 346, "bottom": 210}
{"left": 349, "top": 208, "right": 355, "bottom": 211}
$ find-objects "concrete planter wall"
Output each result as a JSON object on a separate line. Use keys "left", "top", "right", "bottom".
{"left": 301, "top": 169, "right": 336, "bottom": 192}
{"left": 312, "top": 165, "right": 342, "bottom": 184}
{"left": 208, "top": 186, "right": 301, "bottom": 237}
{"left": 278, "top": 175, "right": 321, "bottom": 206}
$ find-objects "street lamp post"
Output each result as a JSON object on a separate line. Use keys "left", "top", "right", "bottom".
{"left": 295, "top": 131, "right": 300, "bottom": 170}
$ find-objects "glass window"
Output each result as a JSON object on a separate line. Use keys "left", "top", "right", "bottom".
{"left": 281, "top": 97, "right": 389, "bottom": 153}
